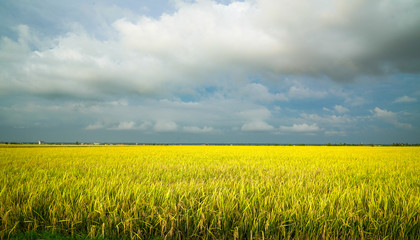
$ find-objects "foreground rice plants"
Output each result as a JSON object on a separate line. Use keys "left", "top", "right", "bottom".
{"left": 0, "top": 145, "right": 419, "bottom": 239}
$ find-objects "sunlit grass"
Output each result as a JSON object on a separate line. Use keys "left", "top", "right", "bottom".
{"left": 1, "top": 145, "right": 419, "bottom": 239}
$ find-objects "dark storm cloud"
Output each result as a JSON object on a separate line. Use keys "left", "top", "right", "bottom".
{"left": 2, "top": 0, "right": 420, "bottom": 100}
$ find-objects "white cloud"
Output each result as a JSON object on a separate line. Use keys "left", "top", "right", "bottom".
{"left": 372, "top": 107, "right": 394, "bottom": 119}
{"left": 334, "top": 105, "right": 349, "bottom": 114}
{"left": 109, "top": 121, "right": 137, "bottom": 130}
{"left": 394, "top": 95, "right": 417, "bottom": 103}
{"left": 153, "top": 120, "right": 178, "bottom": 132}
{"left": 288, "top": 86, "right": 327, "bottom": 99}
{"left": 371, "top": 107, "right": 412, "bottom": 129}
{"left": 85, "top": 121, "right": 105, "bottom": 130}
{"left": 241, "top": 120, "right": 274, "bottom": 131}
{"left": 322, "top": 105, "right": 350, "bottom": 114}
{"left": 301, "top": 113, "right": 352, "bottom": 125}
{"left": 279, "top": 123, "right": 321, "bottom": 133}
{"left": 109, "top": 99, "right": 129, "bottom": 106}
{"left": 183, "top": 126, "right": 215, "bottom": 133}
{"left": 240, "top": 83, "right": 288, "bottom": 102}
{"left": 325, "top": 130, "right": 346, "bottom": 136}
{"left": 87, "top": 120, "right": 151, "bottom": 130}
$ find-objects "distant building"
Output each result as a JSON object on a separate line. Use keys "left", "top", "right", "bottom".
{"left": 38, "top": 140, "right": 44, "bottom": 145}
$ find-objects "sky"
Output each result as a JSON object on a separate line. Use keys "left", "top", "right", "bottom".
{"left": 1, "top": 0, "right": 420, "bottom": 144}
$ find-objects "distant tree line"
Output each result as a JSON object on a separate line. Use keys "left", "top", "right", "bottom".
{"left": 391, "top": 143, "right": 420, "bottom": 146}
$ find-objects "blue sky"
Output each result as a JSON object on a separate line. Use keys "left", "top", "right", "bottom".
{"left": 1, "top": 0, "right": 420, "bottom": 144}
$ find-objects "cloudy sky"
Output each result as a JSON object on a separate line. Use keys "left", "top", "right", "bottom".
{"left": 1, "top": 0, "right": 420, "bottom": 144}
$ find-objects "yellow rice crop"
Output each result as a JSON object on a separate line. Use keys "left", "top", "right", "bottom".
{"left": 0, "top": 145, "right": 419, "bottom": 239}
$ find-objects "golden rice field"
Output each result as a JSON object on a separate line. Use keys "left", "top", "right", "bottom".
{"left": 0, "top": 145, "right": 419, "bottom": 239}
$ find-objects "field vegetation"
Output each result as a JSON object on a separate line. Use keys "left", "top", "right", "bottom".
{"left": 0, "top": 145, "right": 419, "bottom": 239}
